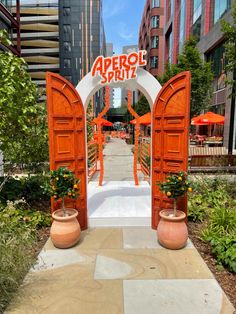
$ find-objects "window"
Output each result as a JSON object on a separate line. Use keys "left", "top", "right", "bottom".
{"left": 151, "top": 15, "right": 160, "bottom": 28}
{"left": 214, "top": 0, "right": 231, "bottom": 24}
{"left": 150, "top": 56, "right": 158, "bottom": 68}
{"left": 151, "top": 36, "right": 159, "bottom": 49}
{"left": 179, "top": 0, "right": 186, "bottom": 51}
{"left": 63, "top": 25, "right": 71, "bottom": 34}
{"left": 64, "top": 59, "right": 71, "bottom": 68}
{"left": 63, "top": 41, "right": 71, "bottom": 52}
{"left": 152, "top": 0, "right": 160, "bottom": 8}
{"left": 193, "top": 0, "right": 202, "bottom": 23}
{"left": 63, "top": 7, "right": 71, "bottom": 16}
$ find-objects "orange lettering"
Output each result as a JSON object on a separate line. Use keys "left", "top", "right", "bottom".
{"left": 112, "top": 56, "right": 119, "bottom": 71}
{"left": 119, "top": 55, "right": 129, "bottom": 70}
{"left": 104, "top": 58, "right": 112, "bottom": 72}
{"left": 138, "top": 51, "right": 146, "bottom": 66}
{"left": 91, "top": 56, "right": 103, "bottom": 76}
{"left": 101, "top": 73, "right": 107, "bottom": 84}
{"left": 107, "top": 71, "right": 114, "bottom": 83}
{"left": 130, "top": 67, "right": 137, "bottom": 79}
{"left": 128, "top": 53, "right": 138, "bottom": 66}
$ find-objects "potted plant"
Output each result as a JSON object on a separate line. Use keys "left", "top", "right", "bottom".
{"left": 157, "top": 171, "right": 192, "bottom": 249}
{"left": 45, "top": 167, "right": 81, "bottom": 249}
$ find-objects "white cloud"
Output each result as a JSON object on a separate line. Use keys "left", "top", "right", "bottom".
{"left": 103, "top": 1, "right": 126, "bottom": 18}
{"left": 118, "top": 22, "right": 134, "bottom": 41}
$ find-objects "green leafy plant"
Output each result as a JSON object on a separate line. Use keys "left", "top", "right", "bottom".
{"left": 157, "top": 37, "right": 213, "bottom": 118}
{"left": 0, "top": 175, "right": 50, "bottom": 207}
{"left": 0, "top": 52, "right": 48, "bottom": 167}
{"left": 0, "top": 199, "right": 51, "bottom": 229}
{"left": 188, "top": 194, "right": 208, "bottom": 222}
{"left": 44, "top": 168, "right": 80, "bottom": 216}
{"left": 202, "top": 233, "right": 236, "bottom": 273}
{"left": 158, "top": 171, "right": 192, "bottom": 216}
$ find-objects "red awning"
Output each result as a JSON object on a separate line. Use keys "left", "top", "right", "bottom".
{"left": 191, "top": 112, "right": 225, "bottom": 125}
{"left": 130, "top": 112, "right": 151, "bottom": 125}
{"left": 92, "top": 117, "right": 113, "bottom": 126}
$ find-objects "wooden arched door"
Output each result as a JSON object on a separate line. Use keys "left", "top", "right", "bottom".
{"left": 46, "top": 72, "right": 87, "bottom": 230}
{"left": 152, "top": 72, "right": 191, "bottom": 229}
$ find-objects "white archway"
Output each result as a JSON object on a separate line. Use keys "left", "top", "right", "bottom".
{"left": 76, "top": 68, "right": 162, "bottom": 110}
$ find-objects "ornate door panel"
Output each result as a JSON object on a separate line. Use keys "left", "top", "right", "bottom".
{"left": 152, "top": 72, "right": 191, "bottom": 229}
{"left": 46, "top": 72, "right": 87, "bottom": 230}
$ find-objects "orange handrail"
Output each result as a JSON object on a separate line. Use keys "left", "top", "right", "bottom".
{"left": 127, "top": 90, "right": 139, "bottom": 186}
{"left": 140, "top": 138, "right": 150, "bottom": 179}
{"left": 87, "top": 140, "right": 98, "bottom": 180}
{"left": 97, "top": 86, "right": 110, "bottom": 186}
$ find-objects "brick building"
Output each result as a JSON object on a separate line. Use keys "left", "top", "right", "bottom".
{"left": 139, "top": 0, "right": 235, "bottom": 151}
{"left": 139, "top": 0, "right": 165, "bottom": 76}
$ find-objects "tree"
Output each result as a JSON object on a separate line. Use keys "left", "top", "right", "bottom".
{"left": 134, "top": 95, "right": 150, "bottom": 116}
{"left": 221, "top": 2, "right": 236, "bottom": 153}
{"left": 157, "top": 37, "right": 214, "bottom": 118}
{"left": 0, "top": 52, "right": 48, "bottom": 167}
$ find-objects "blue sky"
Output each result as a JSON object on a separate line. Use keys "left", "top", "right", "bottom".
{"left": 103, "top": 0, "right": 146, "bottom": 107}
{"left": 103, "top": 0, "right": 146, "bottom": 54}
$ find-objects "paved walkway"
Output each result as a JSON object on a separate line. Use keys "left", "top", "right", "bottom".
{"left": 88, "top": 138, "right": 150, "bottom": 227}
{"left": 92, "top": 137, "right": 144, "bottom": 182}
{"left": 7, "top": 228, "right": 235, "bottom": 313}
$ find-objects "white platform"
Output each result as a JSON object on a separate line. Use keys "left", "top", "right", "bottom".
{"left": 88, "top": 181, "right": 151, "bottom": 227}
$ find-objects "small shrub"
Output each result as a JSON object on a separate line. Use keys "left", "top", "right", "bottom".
{"left": 0, "top": 200, "right": 51, "bottom": 229}
{"left": 44, "top": 167, "right": 80, "bottom": 216}
{"left": 0, "top": 175, "right": 50, "bottom": 207}
{"left": 202, "top": 233, "right": 236, "bottom": 273}
{"left": 0, "top": 177, "right": 23, "bottom": 203}
{"left": 209, "top": 205, "right": 236, "bottom": 234}
{"left": 188, "top": 194, "right": 208, "bottom": 222}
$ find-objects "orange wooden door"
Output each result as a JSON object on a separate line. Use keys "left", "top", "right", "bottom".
{"left": 152, "top": 72, "right": 191, "bottom": 229}
{"left": 46, "top": 72, "right": 87, "bottom": 230}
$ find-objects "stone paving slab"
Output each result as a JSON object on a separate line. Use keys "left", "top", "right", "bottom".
{"left": 88, "top": 181, "right": 151, "bottom": 227}
{"left": 6, "top": 228, "right": 235, "bottom": 314}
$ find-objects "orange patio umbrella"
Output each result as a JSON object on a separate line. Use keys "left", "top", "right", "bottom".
{"left": 130, "top": 112, "right": 151, "bottom": 125}
{"left": 92, "top": 117, "right": 113, "bottom": 126}
{"left": 191, "top": 112, "right": 224, "bottom": 125}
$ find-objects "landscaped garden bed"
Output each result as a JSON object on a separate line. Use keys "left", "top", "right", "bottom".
{"left": 0, "top": 175, "right": 51, "bottom": 313}
{"left": 188, "top": 175, "right": 236, "bottom": 308}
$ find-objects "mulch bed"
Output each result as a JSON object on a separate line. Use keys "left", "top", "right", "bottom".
{"left": 188, "top": 221, "right": 236, "bottom": 309}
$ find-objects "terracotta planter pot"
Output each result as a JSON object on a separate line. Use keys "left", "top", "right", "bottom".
{"left": 157, "top": 210, "right": 188, "bottom": 250}
{"left": 50, "top": 208, "right": 81, "bottom": 249}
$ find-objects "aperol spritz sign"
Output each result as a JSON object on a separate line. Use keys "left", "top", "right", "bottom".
{"left": 91, "top": 50, "right": 147, "bottom": 84}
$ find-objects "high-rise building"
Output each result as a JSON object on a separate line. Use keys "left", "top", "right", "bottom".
{"left": 139, "top": 0, "right": 164, "bottom": 76}
{"left": 106, "top": 43, "right": 114, "bottom": 108}
{"left": 0, "top": 0, "right": 20, "bottom": 55}
{"left": 11, "top": 0, "right": 59, "bottom": 91}
{"left": 59, "top": 0, "right": 106, "bottom": 115}
{"left": 59, "top": 0, "right": 106, "bottom": 85}
{"left": 121, "top": 45, "right": 139, "bottom": 107}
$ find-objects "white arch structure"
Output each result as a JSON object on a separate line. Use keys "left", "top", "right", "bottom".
{"left": 76, "top": 68, "right": 162, "bottom": 109}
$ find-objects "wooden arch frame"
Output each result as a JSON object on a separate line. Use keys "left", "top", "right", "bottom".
{"left": 46, "top": 71, "right": 191, "bottom": 230}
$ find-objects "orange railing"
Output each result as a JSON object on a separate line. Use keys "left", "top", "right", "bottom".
{"left": 87, "top": 140, "right": 98, "bottom": 181}
{"left": 140, "top": 137, "right": 151, "bottom": 179}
